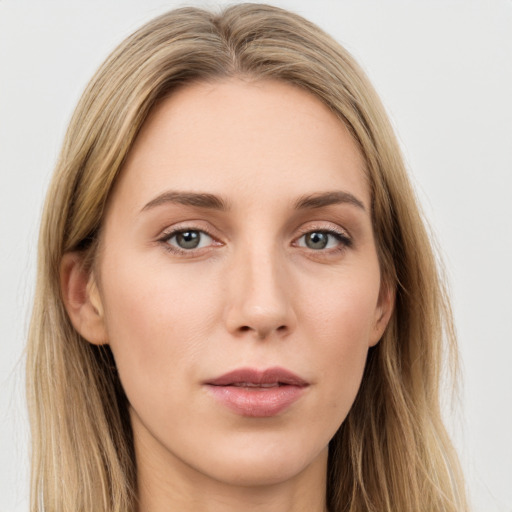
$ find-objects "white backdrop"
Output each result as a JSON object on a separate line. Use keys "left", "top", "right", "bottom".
{"left": 1, "top": 1, "right": 511, "bottom": 511}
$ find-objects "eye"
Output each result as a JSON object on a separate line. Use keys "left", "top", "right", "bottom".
{"left": 296, "top": 230, "right": 350, "bottom": 250}
{"left": 165, "top": 229, "right": 214, "bottom": 250}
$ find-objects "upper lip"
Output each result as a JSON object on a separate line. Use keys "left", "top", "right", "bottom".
{"left": 204, "top": 367, "right": 309, "bottom": 387}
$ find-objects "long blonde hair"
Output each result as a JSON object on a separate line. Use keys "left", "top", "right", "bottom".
{"left": 27, "top": 4, "right": 467, "bottom": 511}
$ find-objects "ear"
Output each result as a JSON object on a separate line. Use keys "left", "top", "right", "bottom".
{"left": 369, "top": 281, "right": 395, "bottom": 347}
{"left": 60, "top": 252, "right": 108, "bottom": 345}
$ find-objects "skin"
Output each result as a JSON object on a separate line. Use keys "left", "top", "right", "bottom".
{"left": 62, "top": 78, "right": 393, "bottom": 512}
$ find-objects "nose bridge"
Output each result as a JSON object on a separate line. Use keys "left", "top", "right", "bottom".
{"left": 225, "top": 236, "right": 295, "bottom": 339}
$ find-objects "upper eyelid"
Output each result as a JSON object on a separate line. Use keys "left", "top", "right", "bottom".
{"left": 157, "top": 223, "right": 217, "bottom": 239}
{"left": 161, "top": 229, "right": 218, "bottom": 247}
{"left": 297, "top": 225, "right": 347, "bottom": 234}
{"left": 155, "top": 220, "right": 352, "bottom": 243}
{"left": 294, "top": 230, "right": 351, "bottom": 246}
{"left": 294, "top": 222, "right": 351, "bottom": 239}
{"left": 165, "top": 228, "right": 213, "bottom": 239}
{"left": 157, "top": 227, "right": 220, "bottom": 255}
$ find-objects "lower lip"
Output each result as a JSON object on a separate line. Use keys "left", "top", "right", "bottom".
{"left": 206, "top": 385, "right": 306, "bottom": 417}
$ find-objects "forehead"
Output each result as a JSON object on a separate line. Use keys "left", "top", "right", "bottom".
{"left": 110, "top": 78, "right": 369, "bottom": 213}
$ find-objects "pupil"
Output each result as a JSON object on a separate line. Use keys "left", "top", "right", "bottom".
{"left": 176, "top": 231, "right": 200, "bottom": 249}
{"left": 306, "top": 232, "right": 328, "bottom": 249}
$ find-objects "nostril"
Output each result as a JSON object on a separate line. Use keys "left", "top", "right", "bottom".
{"left": 236, "top": 324, "right": 288, "bottom": 337}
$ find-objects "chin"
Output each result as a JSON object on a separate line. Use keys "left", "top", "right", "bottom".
{"left": 194, "top": 436, "right": 329, "bottom": 487}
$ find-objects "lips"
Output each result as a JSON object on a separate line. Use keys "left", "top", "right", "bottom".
{"left": 204, "top": 367, "right": 308, "bottom": 417}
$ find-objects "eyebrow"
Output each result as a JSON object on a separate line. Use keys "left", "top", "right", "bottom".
{"left": 294, "top": 191, "right": 366, "bottom": 211}
{"left": 141, "top": 191, "right": 229, "bottom": 212}
{"left": 140, "top": 189, "right": 365, "bottom": 213}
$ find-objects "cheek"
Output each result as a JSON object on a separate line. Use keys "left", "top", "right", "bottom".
{"left": 99, "top": 254, "right": 221, "bottom": 406}
{"left": 299, "top": 267, "right": 380, "bottom": 410}
{"left": 302, "top": 263, "right": 380, "bottom": 345}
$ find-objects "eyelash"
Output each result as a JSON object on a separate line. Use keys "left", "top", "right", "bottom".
{"left": 157, "top": 225, "right": 352, "bottom": 256}
{"left": 294, "top": 226, "right": 353, "bottom": 253}
{"left": 157, "top": 226, "right": 219, "bottom": 256}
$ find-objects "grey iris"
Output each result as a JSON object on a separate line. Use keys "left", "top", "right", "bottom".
{"left": 305, "top": 232, "right": 328, "bottom": 250}
{"left": 176, "top": 231, "right": 201, "bottom": 249}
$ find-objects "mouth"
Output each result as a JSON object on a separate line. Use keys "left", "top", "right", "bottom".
{"left": 204, "top": 367, "right": 309, "bottom": 417}
{"left": 205, "top": 367, "right": 308, "bottom": 387}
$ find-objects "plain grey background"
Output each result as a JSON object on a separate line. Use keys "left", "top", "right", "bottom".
{"left": 1, "top": 1, "right": 511, "bottom": 511}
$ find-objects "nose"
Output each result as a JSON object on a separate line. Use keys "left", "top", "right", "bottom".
{"left": 224, "top": 246, "right": 297, "bottom": 340}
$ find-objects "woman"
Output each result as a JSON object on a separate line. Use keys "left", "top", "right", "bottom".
{"left": 26, "top": 4, "right": 468, "bottom": 511}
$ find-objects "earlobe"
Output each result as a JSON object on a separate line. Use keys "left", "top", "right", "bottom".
{"left": 369, "top": 283, "right": 395, "bottom": 347}
{"left": 60, "top": 252, "right": 108, "bottom": 345}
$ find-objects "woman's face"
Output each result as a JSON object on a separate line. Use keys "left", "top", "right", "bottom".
{"left": 87, "top": 79, "right": 391, "bottom": 488}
